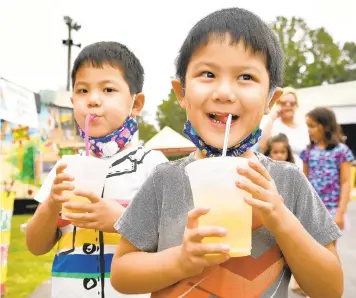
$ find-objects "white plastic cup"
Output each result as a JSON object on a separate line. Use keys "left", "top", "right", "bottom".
{"left": 61, "top": 155, "right": 111, "bottom": 220}
{"left": 185, "top": 156, "right": 252, "bottom": 257}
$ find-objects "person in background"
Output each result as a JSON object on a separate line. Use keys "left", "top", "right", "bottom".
{"left": 265, "top": 133, "right": 295, "bottom": 163}
{"left": 258, "top": 87, "right": 309, "bottom": 168}
{"left": 301, "top": 107, "right": 354, "bottom": 231}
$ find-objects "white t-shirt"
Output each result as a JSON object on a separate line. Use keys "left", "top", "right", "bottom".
{"left": 35, "top": 146, "right": 168, "bottom": 298}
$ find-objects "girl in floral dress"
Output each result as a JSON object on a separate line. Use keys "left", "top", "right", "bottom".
{"left": 301, "top": 107, "right": 354, "bottom": 230}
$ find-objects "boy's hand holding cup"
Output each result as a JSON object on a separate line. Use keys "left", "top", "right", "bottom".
{"left": 56, "top": 155, "right": 110, "bottom": 220}
{"left": 49, "top": 163, "right": 74, "bottom": 213}
{"left": 177, "top": 207, "right": 230, "bottom": 278}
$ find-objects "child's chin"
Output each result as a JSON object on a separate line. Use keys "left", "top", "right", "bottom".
{"left": 89, "top": 131, "right": 109, "bottom": 138}
{"left": 201, "top": 136, "right": 224, "bottom": 149}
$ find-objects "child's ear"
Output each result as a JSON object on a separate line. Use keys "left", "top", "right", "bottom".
{"left": 70, "top": 97, "right": 73, "bottom": 105}
{"left": 171, "top": 79, "right": 186, "bottom": 109}
{"left": 264, "top": 87, "right": 283, "bottom": 114}
{"left": 131, "top": 93, "right": 145, "bottom": 117}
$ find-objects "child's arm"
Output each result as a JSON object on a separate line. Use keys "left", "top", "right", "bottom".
{"left": 237, "top": 160, "right": 343, "bottom": 298}
{"left": 302, "top": 162, "right": 308, "bottom": 176}
{"left": 111, "top": 208, "right": 229, "bottom": 294}
{"left": 335, "top": 146, "right": 355, "bottom": 228}
{"left": 258, "top": 107, "right": 280, "bottom": 153}
{"left": 335, "top": 161, "right": 352, "bottom": 228}
{"left": 25, "top": 199, "right": 62, "bottom": 255}
{"left": 26, "top": 163, "right": 73, "bottom": 255}
{"left": 300, "top": 149, "right": 309, "bottom": 177}
{"left": 273, "top": 210, "right": 342, "bottom": 298}
{"left": 258, "top": 116, "right": 274, "bottom": 153}
{"left": 338, "top": 161, "right": 351, "bottom": 214}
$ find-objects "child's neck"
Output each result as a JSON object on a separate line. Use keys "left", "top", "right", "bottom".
{"left": 281, "top": 117, "right": 296, "bottom": 128}
{"left": 315, "top": 140, "right": 326, "bottom": 149}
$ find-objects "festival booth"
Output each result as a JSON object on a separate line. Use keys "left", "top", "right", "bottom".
{"left": 145, "top": 126, "right": 196, "bottom": 157}
{"left": 0, "top": 77, "right": 40, "bottom": 296}
{"left": 38, "top": 89, "right": 84, "bottom": 172}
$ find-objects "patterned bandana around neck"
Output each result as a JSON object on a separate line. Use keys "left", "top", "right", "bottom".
{"left": 183, "top": 120, "right": 261, "bottom": 157}
{"left": 78, "top": 117, "right": 138, "bottom": 158}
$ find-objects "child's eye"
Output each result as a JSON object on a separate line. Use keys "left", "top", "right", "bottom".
{"left": 104, "top": 88, "right": 115, "bottom": 93}
{"left": 201, "top": 71, "right": 215, "bottom": 79}
{"left": 76, "top": 89, "right": 87, "bottom": 94}
{"left": 238, "top": 74, "right": 253, "bottom": 80}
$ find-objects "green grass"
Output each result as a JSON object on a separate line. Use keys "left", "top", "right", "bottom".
{"left": 5, "top": 215, "right": 55, "bottom": 298}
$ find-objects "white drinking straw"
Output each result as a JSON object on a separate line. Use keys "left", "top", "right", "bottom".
{"left": 222, "top": 114, "right": 232, "bottom": 156}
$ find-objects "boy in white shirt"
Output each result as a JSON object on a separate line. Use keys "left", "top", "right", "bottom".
{"left": 25, "top": 41, "right": 167, "bottom": 298}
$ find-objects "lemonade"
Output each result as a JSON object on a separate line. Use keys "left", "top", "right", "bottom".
{"left": 58, "top": 155, "right": 110, "bottom": 221}
{"left": 185, "top": 156, "right": 253, "bottom": 257}
{"left": 61, "top": 192, "right": 91, "bottom": 221}
{"left": 193, "top": 188, "right": 252, "bottom": 257}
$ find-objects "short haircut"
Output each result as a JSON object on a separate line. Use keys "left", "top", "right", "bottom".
{"left": 175, "top": 8, "right": 284, "bottom": 89}
{"left": 71, "top": 41, "right": 144, "bottom": 94}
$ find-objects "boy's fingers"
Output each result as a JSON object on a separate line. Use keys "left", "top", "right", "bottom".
{"left": 52, "top": 183, "right": 75, "bottom": 193}
{"left": 244, "top": 197, "right": 271, "bottom": 210}
{"left": 236, "top": 179, "right": 268, "bottom": 201}
{"left": 52, "top": 194, "right": 70, "bottom": 203}
{"left": 186, "top": 207, "right": 210, "bottom": 229}
{"left": 189, "top": 226, "right": 227, "bottom": 242}
{"left": 192, "top": 243, "right": 230, "bottom": 256}
{"left": 204, "top": 253, "right": 230, "bottom": 266}
{"left": 63, "top": 202, "right": 93, "bottom": 213}
{"left": 64, "top": 212, "right": 95, "bottom": 222}
{"left": 247, "top": 160, "right": 273, "bottom": 182}
{"left": 56, "top": 163, "right": 67, "bottom": 174}
{"left": 237, "top": 167, "right": 269, "bottom": 190}
{"left": 73, "top": 190, "right": 100, "bottom": 203}
{"left": 54, "top": 173, "right": 74, "bottom": 184}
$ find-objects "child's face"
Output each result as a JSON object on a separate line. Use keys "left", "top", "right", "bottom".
{"left": 306, "top": 116, "right": 324, "bottom": 143}
{"left": 270, "top": 142, "right": 288, "bottom": 161}
{"left": 173, "top": 35, "right": 282, "bottom": 149}
{"left": 71, "top": 64, "right": 144, "bottom": 138}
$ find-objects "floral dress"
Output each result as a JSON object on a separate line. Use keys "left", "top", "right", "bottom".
{"left": 300, "top": 143, "right": 354, "bottom": 216}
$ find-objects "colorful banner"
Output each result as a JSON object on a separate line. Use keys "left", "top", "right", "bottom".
{"left": 0, "top": 78, "right": 39, "bottom": 128}
{"left": 0, "top": 191, "right": 15, "bottom": 297}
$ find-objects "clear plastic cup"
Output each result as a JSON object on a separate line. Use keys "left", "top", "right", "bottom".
{"left": 60, "top": 155, "right": 110, "bottom": 220}
{"left": 185, "top": 156, "right": 252, "bottom": 257}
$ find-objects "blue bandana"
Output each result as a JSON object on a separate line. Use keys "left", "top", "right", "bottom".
{"left": 183, "top": 120, "right": 261, "bottom": 157}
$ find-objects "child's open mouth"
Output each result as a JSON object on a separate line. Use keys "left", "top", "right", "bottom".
{"left": 208, "top": 113, "right": 239, "bottom": 124}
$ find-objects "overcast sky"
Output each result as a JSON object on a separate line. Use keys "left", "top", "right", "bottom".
{"left": 0, "top": 0, "right": 355, "bottom": 123}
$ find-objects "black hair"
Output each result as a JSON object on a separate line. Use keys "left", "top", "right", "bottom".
{"left": 307, "top": 107, "right": 345, "bottom": 150}
{"left": 265, "top": 133, "right": 295, "bottom": 163}
{"left": 175, "top": 8, "right": 284, "bottom": 89}
{"left": 71, "top": 41, "right": 144, "bottom": 94}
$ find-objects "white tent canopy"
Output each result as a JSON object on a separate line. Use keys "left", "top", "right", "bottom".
{"left": 145, "top": 126, "right": 195, "bottom": 155}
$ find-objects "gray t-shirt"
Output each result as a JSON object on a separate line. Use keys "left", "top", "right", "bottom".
{"left": 115, "top": 153, "right": 341, "bottom": 298}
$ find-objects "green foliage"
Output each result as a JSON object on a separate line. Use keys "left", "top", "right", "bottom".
{"left": 156, "top": 89, "right": 186, "bottom": 135}
{"left": 272, "top": 16, "right": 356, "bottom": 88}
{"left": 6, "top": 141, "right": 39, "bottom": 185}
{"left": 137, "top": 114, "right": 158, "bottom": 143}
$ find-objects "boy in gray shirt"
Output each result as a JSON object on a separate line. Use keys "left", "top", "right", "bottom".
{"left": 110, "top": 8, "right": 343, "bottom": 298}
